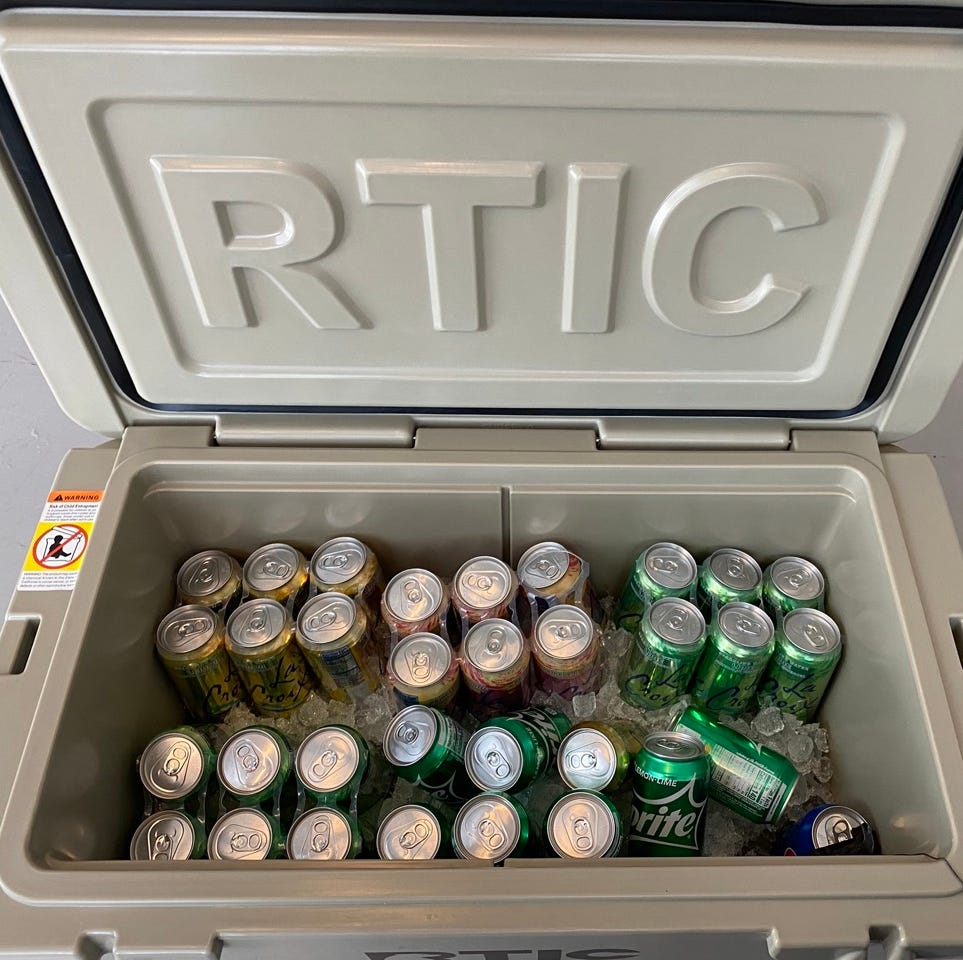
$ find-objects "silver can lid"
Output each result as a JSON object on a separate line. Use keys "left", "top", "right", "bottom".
{"left": 707, "top": 548, "right": 762, "bottom": 591}
{"left": 295, "top": 726, "right": 362, "bottom": 793}
{"left": 377, "top": 805, "right": 445, "bottom": 861}
{"left": 383, "top": 705, "right": 438, "bottom": 767}
{"left": 298, "top": 593, "right": 357, "bottom": 646}
{"left": 643, "top": 730, "right": 706, "bottom": 763}
{"left": 642, "top": 542, "right": 697, "bottom": 590}
{"left": 782, "top": 608, "right": 841, "bottom": 655}
{"left": 156, "top": 605, "right": 218, "bottom": 656}
{"left": 226, "top": 599, "right": 287, "bottom": 651}
{"left": 534, "top": 605, "right": 595, "bottom": 661}
{"left": 287, "top": 807, "right": 355, "bottom": 861}
{"left": 311, "top": 537, "right": 368, "bottom": 586}
{"left": 768, "top": 556, "right": 825, "bottom": 601}
{"left": 454, "top": 556, "right": 514, "bottom": 609}
{"left": 547, "top": 792, "right": 619, "bottom": 859}
{"left": 517, "top": 542, "right": 572, "bottom": 591}
{"left": 139, "top": 731, "right": 207, "bottom": 800}
{"left": 717, "top": 602, "right": 774, "bottom": 650}
{"left": 464, "top": 620, "right": 526, "bottom": 674}
{"left": 384, "top": 569, "right": 444, "bottom": 623}
{"left": 558, "top": 727, "right": 618, "bottom": 791}
{"left": 130, "top": 811, "right": 197, "bottom": 861}
{"left": 453, "top": 794, "right": 522, "bottom": 862}
{"left": 217, "top": 727, "right": 283, "bottom": 796}
{"left": 465, "top": 727, "right": 524, "bottom": 791}
{"left": 648, "top": 598, "right": 706, "bottom": 647}
{"left": 177, "top": 550, "right": 236, "bottom": 599}
{"left": 243, "top": 543, "right": 303, "bottom": 593}
{"left": 390, "top": 633, "right": 452, "bottom": 688}
{"left": 208, "top": 808, "right": 275, "bottom": 861}
{"left": 812, "top": 805, "right": 869, "bottom": 849}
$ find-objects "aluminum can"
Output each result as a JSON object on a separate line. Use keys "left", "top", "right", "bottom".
{"left": 460, "top": 619, "right": 532, "bottom": 717}
{"left": 242, "top": 543, "right": 310, "bottom": 608}
{"left": 377, "top": 803, "right": 454, "bottom": 860}
{"left": 176, "top": 550, "right": 242, "bottom": 614}
{"left": 451, "top": 556, "right": 520, "bottom": 628}
{"left": 516, "top": 542, "right": 601, "bottom": 622}
{"left": 613, "top": 543, "right": 698, "bottom": 633}
{"left": 207, "top": 808, "right": 285, "bottom": 861}
{"left": 295, "top": 724, "right": 369, "bottom": 806}
{"left": 532, "top": 605, "right": 601, "bottom": 699}
{"left": 382, "top": 569, "right": 451, "bottom": 645}
{"left": 697, "top": 548, "right": 763, "bottom": 612}
{"left": 387, "top": 632, "right": 460, "bottom": 711}
{"left": 138, "top": 726, "right": 216, "bottom": 804}
{"left": 546, "top": 790, "right": 623, "bottom": 859}
{"left": 773, "top": 803, "right": 877, "bottom": 856}
{"left": 130, "top": 810, "right": 206, "bottom": 861}
{"left": 217, "top": 725, "right": 293, "bottom": 805}
{"left": 453, "top": 792, "right": 530, "bottom": 863}
{"left": 557, "top": 720, "right": 643, "bottom": 793}
{"left": 310, "top": 536, "right": 384, "bottom": 618}
{"left": 286, "top": 806, "right": 362, "bottom": 861}
{"left": 762, "top": 556, "right": 826, "bottom": 619}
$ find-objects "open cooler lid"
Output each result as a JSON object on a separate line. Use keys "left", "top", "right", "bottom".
{"left": 3, "top": 7, "right": 963, "bottom": 437}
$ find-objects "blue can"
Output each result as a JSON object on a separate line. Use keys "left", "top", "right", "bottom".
{"left": 773, "top": 804, "right": 876, "bottom": 856}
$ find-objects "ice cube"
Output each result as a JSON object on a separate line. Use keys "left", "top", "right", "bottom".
{"left": 812, "top": 754, "right": 833, "bottom": 784}
{"left": 813, "top": 727, "right": 830, "bottom": 754}
{"left": 751, "top": 706, "right": 785, "bottom": 738}
{"left": 787, "top": 733, "right": 815, "bottom": 772}
{"left": 783, "top": 712, "right": 804, "bottom": 734}
{"left": 355, "top": 692, "right": 393, "bottom": 744}
{"left": 603, "top": 629, "right": 632, "bottom": 659}
{"left": 702, "top": 803, "right": 749, "bottom": 858}
{"left": 572, "top": 691, "right": 597, "bottom": 718}
{"left": 720, "top": 715, "right": 753, "bottom": 738}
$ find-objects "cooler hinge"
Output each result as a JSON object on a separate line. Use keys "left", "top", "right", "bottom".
{"left": 789, "top": 429, "right": 883, "bottom": 470}
{"left": 214, "top": 415, "right": 416, "bottom": 448}
{"left": 596, "top": 419, "right": 791, "bottom": 450}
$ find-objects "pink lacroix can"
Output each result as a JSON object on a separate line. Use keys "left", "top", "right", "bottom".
{"left": 451, "top": 557, "right": 521, "bottom": 636}
{"left": 516, "top": 542, "right": 602, "bottom": 625}
{"left": 532, "top": 604, "right": 602, "bottom": 700}
{"left": 460, "top": 619, "right": 532, "bottom": 719}
{"left": 381, "top": 569, "right": 453, "bottom": 650}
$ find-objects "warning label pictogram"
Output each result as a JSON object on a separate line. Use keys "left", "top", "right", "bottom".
{"left": 19, "top": 490, "right": 102, "bottom": 592}
{"left": 31, "top": 524, "right": 89, "bottom": 569}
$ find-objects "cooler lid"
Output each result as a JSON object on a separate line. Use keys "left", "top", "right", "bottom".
{"left": 3, "top": 7, "right": 963, "bottom": 432}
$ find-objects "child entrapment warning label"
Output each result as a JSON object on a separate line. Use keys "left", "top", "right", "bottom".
{"left": 19, "top": 490, "right": 103, "bottom": 591}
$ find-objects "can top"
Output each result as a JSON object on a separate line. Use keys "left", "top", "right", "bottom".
{"left": 390, "top": 633, "right": 453, "bottom": 688}
{"left": 243, "top": 543, "right": 304, "bottom": 593}
{"left": 642, "top": 542, "right": 697, "bottom": 590}
{"left": 454, "top": 556, "right": 515, "bottom": 609}
{"left": 547, "top": 791, "right": 619, "bottom": 859}
{"left": 383, "top": 705, "right": 438, "bottom": 767}
{"left": 812, "top": 805, "right": 869, "bottom": 849}
{"left": 558, "top": 726, "right": 618, "bottom": 791}
{"left": 453, "top": 794, "right": 522, "bottom": 862}
{"left": 226, "top": 599, "right": 288, "bottom": 651}
{"left": 139, "top": 730, "right": 207, "bottom": 800}
{"left": 377, "top": 804, "right": 445, "bottom": 861}
{"left": 384, "top": 569, "right": 444, "bottom": 623}
{"left": 208, "top": 808, "right": 275, "bottom": 861}
{"left": 298, "top": 593, "right": 357, "bottom": 647}
{"left": 287, "top": 807, "right": 355, "bottom": 861}
{"left": 707, "top": 548, "right": 763, "bottom": 591}
{"left": 177, "top": 550, "right": 236, "bottom": 599}
{"left": 464, "top": 620, "right": 526, "bottom": 674}
{"left": 643, "top": 730, "right": 706, "bottom": 763}
{"left": 465, "top": 727, "right": 524, "bottom": 791}
{"left": 717, "top": 602, "right": 774, "bottom": 650}
{"left": 129, "top": 811, "right": 197, "bottom": 861}
{"left": 534, "top": 605, "right": 596, "bottom": 661}
{"left": 647, "top": 598, "right": 706, "bottom": 648}
{"left": 782, "top": 608, "right": 841, "bottom": 655}
{"left": 517, "top": 542, "right": 573, "bottom": 591}
{"left": 768, "top": 556, "right": 825, "bottom": 601}
{"left": 311, "top": 537, "right": 368, "bottom": 585}
{"left": 217, "top": 727, "right": 284, "bottom": 796}
{"left": 295, "top": 725, "right": 363, "bottom": 793}
{"left": 156, "top": 605, "right": 218, "bottom": 656}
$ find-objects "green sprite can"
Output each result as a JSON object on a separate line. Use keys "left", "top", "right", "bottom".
{"left": 757, "top": 608, "right": 842, "bottom": 721}
{"left": 557, "top": 720, "right": 643, "bottom": 793}
{"left": 130, "top": 810, "right": 206, "bottom": 861}
{"left": 453, "top": 792, "right": 530, "bottom": 862}
{"left": 138, "top": 726, "right": 216, "bottom": 805}
{"left": 377, "top": 802, "right": 454, "bottom": 860}
{"left": 613, "top": 543, "right": 698, "bottom": 634}
{"left": 629, "top": 731, "right": 709, "bottom": 856}
{"left": 464, "top": 706, "right": 572, "bottom": 793}
{"left": 217, "top": 725, "right": 293, "bottom": 805}
{"left": 619, "top": 598, "right": 706, "bottom": 709}
{"left": 762, "top": 556, "right": 826, "bottom": 619}
{"left": 286, "top": 806, "right": 363, "bottom": 860}
{"left": 697, "top": 548, "right": 763, "bottom": 613}
{"left": 690, "top": 602, "right": 775, "bottom": 716}
{"left": 207, "top": 807, "right": 285, "bottom": 860}
{"left": 674, "top": 706, "right": 799, "bottom": 823}
{"left": 545, "top": 790, "right": 623, "bottom": 859}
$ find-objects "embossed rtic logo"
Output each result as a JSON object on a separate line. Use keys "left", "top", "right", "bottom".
{"left": 153, "top": 157, "right": 823, "bottom": 336}
{"left": 366, "top": 950, "right": 642, "bottom": 960}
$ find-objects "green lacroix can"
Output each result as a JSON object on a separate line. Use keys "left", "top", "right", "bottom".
{"left": 207, "top": 807, "right": 286, "bottom": 861}
{"left": 619, "top": 598, "right": 706, "bottom": 709}
{"left": 545, "top": 790, "right": 624, "bottom": 859}
{"left": 138, "top": 726, "right": 216, "bottom": 805}
{"left": 130, "top": 810, "right": 207, "bottom": 861}
{"left": 762, "top": 556, "right": 826, "bottom": 619}
{"left": 453, "top": 792, "right": 530, "bottom": 862}
{"left": 613, "top": 542, "right": 697, "bottom": 633}
{"left": 377, "top": 803, "right": 454, "bottom": 860}
{"left": 697, "top": 548, "right": 763, "bottom": 613}
{"left": 690, "top": 603, "right": 775, "bottom": 716}
{"left": 217, "top": 725, "right": 293, "bottom": 805}
{"left": 757, "top": 608, "right": 842, "bottom": 721}
{"left": 286, "top": 806, "right": 363, "bottom": 861}
{"left": 557, "top": 720, "right": 643, "bottom": 793}
{"left": 674, "top": 706, "right": 799, "bottom": 824}
{"left": 629, "top": 731, "right": 709, "bottom": 856}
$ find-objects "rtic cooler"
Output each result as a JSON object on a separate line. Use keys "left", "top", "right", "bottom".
{"left": 1, "top": 4, "right": 963, "bottom": 958}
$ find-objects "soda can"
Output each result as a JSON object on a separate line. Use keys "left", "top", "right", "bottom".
{"left": 451, "top": 556, "right": 520, "bottom": 629}
{"left": 387, "top": 633, "right": 461, "bottom": 711}
{"left": 465, "top": 706, "right": 572, "bottom": 793}
{"left": 286, "top": 806, "right": 362, "bottom": 861}
{"left": 773, "top": 803, "right": 877, "bottom": 856}
{"left": 176, "top": 550, "right": 242, "bottom": 615}
{"left": 674, "top": 705, "right": 799, "bottom": 823}
{"left": 460, "top": 619, "right": 532, "bottom": 717}
{"left": 155, "top": 605, "right": 244, "bottom": 721}
{"left": 516, "top": 542, "right": 601, "bottom": 623}
{"left": 762, "top": 556, "right": 826, "bottom": 619}
{"left": 546, "top": 790, "right": 623, "bottom": 859}
{"left": 242, "top": 543, "right": 310, "bottom": 609}
{"left": 629, "top": 730, "right": 709, "bottom": 856}
{"left": 532, "top": 605, "right": 602, "bottom": 700}
{"left": 130, "top": 810, "right": 206, "bottom": 861}
{"left": 697, "top": 548, "right": 763, "bottom": 613}
{"left": 613, "top": 543, "right": 698, "bottom": 634}
{"left": 382, "top": 569, "right": 452, "bottom": 646}
{"left": 207, "top": 808, "right": 285, "bottom": 861}
{"left": 619, "top": 598, "right": 706, "bottom": 710}
{"left": 296, "top": 593, "right": 380, "bottom": 703}
{"left": 377, "top": 803, "right": 454, "bottom": 861}
{"left": 690, "top": 602, "right": 775, "bottom": 716}
{"left": 557, "top": 720, "right": 643, "bottom": 793}
{"left": 757, "top": 608, "right": 842, "bottom": 721}
{"left": 453, "top": 792, "right": 530, "bottom": 863}
{"left": 383, "top": 705, "right": 478, "bottom": 805}
{"left": 138, "top": 726, "right": 216, "bottom": 804}
{"left": 226, "top": 599, "right": 313, "bottom": 716}
{"left": 310, "top": 536, "right": 384, "bottom": 619}
{"left": 217, "top": 725, "right": 293, "bottom": 805}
